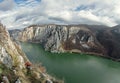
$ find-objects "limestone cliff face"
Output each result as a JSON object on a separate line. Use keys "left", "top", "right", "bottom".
{"left": 10, "top": 24, "right": 120, "bottom": 60}
{"left": 11, "top": 25, "right": 107, "bottom": 56}
{"left": 0, "top": 23, "right": 26, "bottom": 68}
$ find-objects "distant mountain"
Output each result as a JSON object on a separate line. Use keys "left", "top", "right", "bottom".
{"left": 9, "top": 24, "right": 120, "bottom": 61}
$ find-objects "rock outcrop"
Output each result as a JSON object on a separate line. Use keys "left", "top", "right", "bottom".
{"left": 0, "top": 23, "right": 26, "bottom": 68}
{"left": 0, "top": 23, "right": 62, "bottom": 83}
{"left": 10, "top": 24, "right": 120, "bottom": 60}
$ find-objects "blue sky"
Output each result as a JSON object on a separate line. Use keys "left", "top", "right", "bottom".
{"left": 0, "top": 0, "right": 3, "bottom": 3}
{"left": 0, "top": 0, "right": 119, "bottom": 29}
{"left": 14, "top": 0, "right": 41, "bottom": 5}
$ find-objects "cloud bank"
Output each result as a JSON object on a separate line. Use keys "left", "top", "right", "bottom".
{"left": 0, "top": 0, "right": 120, "bottom": 29}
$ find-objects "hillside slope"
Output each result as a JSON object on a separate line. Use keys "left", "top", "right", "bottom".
{"left": 0, "top": 23, "right": 61, "bottom": 83}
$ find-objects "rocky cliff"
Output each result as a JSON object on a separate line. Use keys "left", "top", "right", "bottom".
{"left": 0, "top": 23, "right": 26, "bottom": 68}
{"left": 10, "top": 24, "right": 120, "bottom": 60}
{"left": 0, "top": 23, "right": 61, "bottom": 83}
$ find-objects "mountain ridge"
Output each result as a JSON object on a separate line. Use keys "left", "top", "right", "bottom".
{"left": 9, "top": 24, "right": 120, "bottom": 61}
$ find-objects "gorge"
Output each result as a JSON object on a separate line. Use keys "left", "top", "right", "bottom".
{"left": 9, "top": 24, "right": 120, "bottom": 83}
{"left": 10, "top": 24, "right": 120, "bottom": 60}
{"left": 1, "top": 0, "right": 120, "bottom": 83}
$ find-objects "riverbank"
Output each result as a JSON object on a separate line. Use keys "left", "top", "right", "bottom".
{"left": 22, "top": 41, "right": 120, "bottom": 62}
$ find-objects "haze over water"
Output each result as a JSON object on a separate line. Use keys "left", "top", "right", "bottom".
{"left": 21, "top": 42, "right": 120, "bottom": 83}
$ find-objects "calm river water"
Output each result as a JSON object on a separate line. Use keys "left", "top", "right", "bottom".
{"left": 21, "top": 42, "right": 120, "bottom": 83}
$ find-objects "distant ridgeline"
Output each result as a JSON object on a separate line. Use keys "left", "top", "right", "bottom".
{"left": 0, "top": 23, "right": 61, "bottom": 83}
{"left": 9, "top": 24, "right": 120, "bottom": 61}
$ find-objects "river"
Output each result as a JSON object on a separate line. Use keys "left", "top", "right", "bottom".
{"left": 21, "top": 42, "right": 120, "bottom": 83}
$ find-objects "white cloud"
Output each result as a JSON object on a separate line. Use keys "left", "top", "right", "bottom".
{"left": 0, "top": 0, "right": 16, "bottom": 11}
{"left": 0, "top": 0, "right": 120, "bottom": 29}
{"left": 78, "top": 10, "right": 117, "bottom": 26}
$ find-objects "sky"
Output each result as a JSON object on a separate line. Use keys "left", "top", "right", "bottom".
{"left": 0, "top": 0, "right": 120, "bottom": 29}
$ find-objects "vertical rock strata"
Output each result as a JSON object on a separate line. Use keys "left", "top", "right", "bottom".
{"left": 10, "top": 24, "right": 120, "bottom": 60}
{"left": 13, "top": 25, "right": 106, "bottom": 56}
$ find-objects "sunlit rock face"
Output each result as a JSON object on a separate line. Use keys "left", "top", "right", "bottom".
{"left": 0, "top": 45, "right": 12, "bottom": 68}
{"left": 0, "top": 23, "right": 27, "bottom": 68}
{"left": 11, "top": 25, "right": 105, "bottom": 54}
{"left": 10, "top": 24, "right": 120, "bottom": 60}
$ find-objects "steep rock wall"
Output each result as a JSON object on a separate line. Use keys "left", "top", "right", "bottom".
{"left": 0, "top": 23, "right": 27, "bottom": 68}
{"left": 12, "top": 25, "right": 106, "bottom": 56}
{"left": 10, "top": 24, "right": 120, "bottom": 60}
